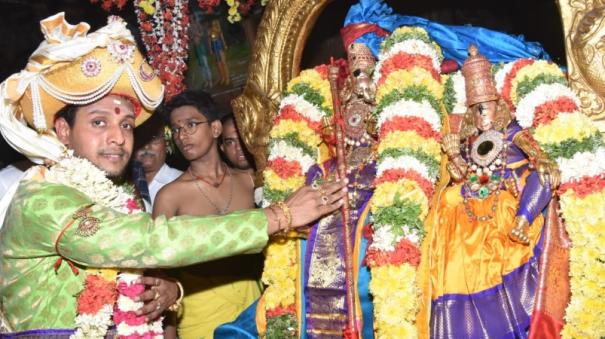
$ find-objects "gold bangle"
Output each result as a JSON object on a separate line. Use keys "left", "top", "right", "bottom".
{"left": 267, "top": 205, "right": 282, "bottom": 233}
{"left": 167, "top": 280, "right": 184, "bottom": 312}
{"left": 275, "top": 201, "right": 292, "bottom": 230}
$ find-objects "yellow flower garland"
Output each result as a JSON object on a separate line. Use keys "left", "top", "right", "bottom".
{"left": 376, "top": 68, "right": 443, "bottom": 103}
{"left": 509, "top": 60, "right": 561, "bottom": 106}
{"left": 378, "top": 131, "right": 441, "bottom": 158}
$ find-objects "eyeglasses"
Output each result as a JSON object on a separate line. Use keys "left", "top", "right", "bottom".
{"left": 171, "top": 121, "right": 209, "bottom": 136}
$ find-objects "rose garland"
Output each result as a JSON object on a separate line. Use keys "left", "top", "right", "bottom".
{"left": 368, "top": 26, "right": 444, "bottom": 338}
{"left": 89, "top": 0, "right": 128, "bottom": 11}
{"left": 134, "top": 0, "right": 190, "bottom": 100}
{"left": 114, "top": 272, "right": 164, "bottom": 338}
{"left": 494, "top": 59, "right": 605, "bottom": 338}
{"left": 44, "top": 153, "right": 161, "bottom": 338}
{"left": 260, "top": 65, "right": 333, "bottom": 337}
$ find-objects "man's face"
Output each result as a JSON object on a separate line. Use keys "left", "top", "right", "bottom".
{"left": 55, "top": 95, "right": 135, "bottom": 177}
{"left": 472, "top": 100, "right": 498, "bottom": 132}
{"left": 170, "top": 105, "right": 221, "bottom": 161}
{"left": 220, "top": 119, "right": 251, "bottom": 170}
{"left": 135, "top": 132, "right": 167, "bottom": 176}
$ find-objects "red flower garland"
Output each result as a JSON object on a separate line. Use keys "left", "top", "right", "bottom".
{"left": 376, "top": 52, "right": 439, "bottom": 86}
{"left": 375, "top": 168, "right": 435, "bottom": 198}
{"left": 76, "top": 275, "right": 117, "bottom": 315}
{"left": 364, "top": 237, "right": 422, "bottom": 267}
{"left": 532, "top": 97, "right": 578, "bottom": 128}
{"left": 90, "top": 0, "right": 127, "bottom": 11}
{"left": 274, "top": 105, "right": 322, "bottom": 132}
{"left": 267, "top": 157, "right": 303, "bottom": 178}
{"left": 135, "top": 0, "right": 190, "bottom": 100}
{"left": 266, "top": 304, "right": 297, "bottom": 318}
{"left": 500, "top": 59, "right": 535, "bottom": 109}
{"left": 558, "top": 174, "right": 605, "bottom": 198}
{"left": 379, "top": 116, "right": 441, "bottom": 141}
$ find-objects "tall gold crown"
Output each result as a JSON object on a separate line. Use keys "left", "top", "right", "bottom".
{"left": 347, "top": 43, "right": 376, "bottom": 73}
{"left": 461, "top": 45, "right": 498, "bottom": 106}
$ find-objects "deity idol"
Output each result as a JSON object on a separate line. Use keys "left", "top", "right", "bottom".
{"left": 421, "top": 45, "right": 565, "bottom": 338}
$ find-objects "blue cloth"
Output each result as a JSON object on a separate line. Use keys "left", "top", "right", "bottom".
{"left": 214, "top": 300, "right": 259, "bottom": 339}
{"left": 343, "top": 0, "right": 551, "bottom": 64}
{"left": 214, "top": 227, "right": 375, "bottom": 338}
{"left": 131, "top": 160, "right": 151, "bottom": 204}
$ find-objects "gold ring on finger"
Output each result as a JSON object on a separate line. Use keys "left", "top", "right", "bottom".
{"left": 311, "top": 181, "right": 320, "bottom": 190}
{"left": 154, "top": 290, "right": 160, "bottom": 300}
{"left": 156, "top": 301, "right": 161, "bottom": 311}
{"left": 321, "top": 195, "right": 329, "bottom": 205}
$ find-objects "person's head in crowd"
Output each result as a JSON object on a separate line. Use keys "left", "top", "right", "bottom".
{"left": 134, "top": 114, "right": 174, "bottom": 182}
{"left": 220, "top": 114, "right": 253, "bottom": 171}
{"left": 162, "top": 90, "right": 222, "bottom": 162}
{"left": 1, "top": 13, "right": 164, "bottom": 179}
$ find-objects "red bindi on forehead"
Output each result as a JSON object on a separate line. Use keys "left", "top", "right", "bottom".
{"left": 114, "top": 107, "right": 120, "bottom": 114}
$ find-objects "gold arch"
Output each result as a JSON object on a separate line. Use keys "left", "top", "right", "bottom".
{"left": 235, "top": 0, "right": 605, "bottom": 182}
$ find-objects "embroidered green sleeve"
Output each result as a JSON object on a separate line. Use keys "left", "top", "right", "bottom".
{"left": 27, "top": 181, "right": 269, "bottom": 268}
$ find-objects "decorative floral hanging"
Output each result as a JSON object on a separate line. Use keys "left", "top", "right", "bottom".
{"left": 90, "top": 0, "right": 128, "bottom": 11}
{"left": 134, "top": 0, "right": 190, "bottom": 100}
{"left": 198, "top": 0, "right": 265, "bottom": 23}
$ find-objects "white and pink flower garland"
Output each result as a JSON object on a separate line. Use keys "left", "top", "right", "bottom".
{"left": 494, "top": 58, "right": 605, "bottom": 338}
{"left": 114, "top": 272, "right": 163, "bottom": 338}
{"left": 45, "top": 154, "right": 162, "bottom": 338}
{"left": 135, "top": 0, "right": 190, "bottom": 100}
{"left": 368, "top": 26, "right": 445, "bottom": 338}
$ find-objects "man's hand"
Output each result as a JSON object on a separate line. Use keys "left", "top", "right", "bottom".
{"left": 135, "top": 276, "right": 180, "bottom": 321}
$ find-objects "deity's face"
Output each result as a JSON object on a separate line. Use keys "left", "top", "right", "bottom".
{"left": 220, "top": 118, "right": 251, "bottom": 170}
{"left": 169, "top": 105, "right": 221, "bottom": 162}
{"left": 471, "top": 100, "right": 498, "bottom": 132}
{"left": 135, "top": 130, "right": 167, "bottom": 177}
{"left": 55, "top": 95, "right": 135, "bottom": 178}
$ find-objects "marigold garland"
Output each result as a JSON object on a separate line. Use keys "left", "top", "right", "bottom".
{"left": 369, "top": 26, "right": 445, "bottom": 338}
{"left": 497, "top": 58, "right": 605, "bottom": 338}
{"left": 260, "top": 64, "right": 334, "bottom": 337}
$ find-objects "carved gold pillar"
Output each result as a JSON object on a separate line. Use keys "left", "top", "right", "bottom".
{"left": 232, "top": 0, "right": 331, "bottom": 183}
{"left": 558, "top": 0, "right": 605, "bottom": 132}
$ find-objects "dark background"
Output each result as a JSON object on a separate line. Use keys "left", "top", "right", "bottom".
{"left": 0, "top": 0, "right": 565, "bottom": 167}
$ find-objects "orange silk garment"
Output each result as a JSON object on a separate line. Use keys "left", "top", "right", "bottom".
{"left": 429, "top": 182, "right": 543, "bottom": 299}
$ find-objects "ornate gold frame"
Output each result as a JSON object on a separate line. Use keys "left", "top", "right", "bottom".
{"left": 236, "top": 0, "right": 605, "bottom": 181}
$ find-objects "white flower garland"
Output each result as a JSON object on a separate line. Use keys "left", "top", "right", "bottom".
{"left": 514, "top": 83, "right": 580, "bottom": 128}
{"left": 46, "top": 152, "right": 141, "bottom": 215}
{"left": 494, "top": 61, "right": 515, "bottom": 93}
{"left": 450, "top": 71, "right": 467, "bottom": 114}
{"left": 279, "top": 94, "right": 326, "bottom": 123}
{"left": 556, "top": 147, "right": 605, "bottom": 184}
{"left": 377, "top": 99, "right": 442, "bottom": 133}
{"left": 377, "top": 155, "right": 435, "bottom": 183}
{"left": 374, "top": 39, "right": 442, "bottom": 85}
{"left": 70, "top": 305, "right": 114, "bottom": 339}
{"left": 267, "top": 140, "right": 317, "bottom": 174}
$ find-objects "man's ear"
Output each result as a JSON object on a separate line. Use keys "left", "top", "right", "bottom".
{"left": 211, "top": 120, "right": 222, "bottom": 139}
{"left": 54, "top": 117, "right": 71, "bottom": 146}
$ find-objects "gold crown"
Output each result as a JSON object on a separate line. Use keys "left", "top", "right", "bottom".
{"left": 347, "top": 43, "right": 376, "bottom": 73}
{"left": 4, "top": 13, "right": 164, "bottom": 132}
{"left": 461, "top": 45, "right": 498, "bottom": 106}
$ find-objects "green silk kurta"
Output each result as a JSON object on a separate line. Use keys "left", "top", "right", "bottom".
{"left": 0, "top": 179, "right": 268, "bottom": 331}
